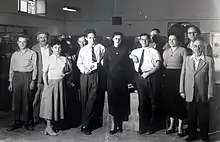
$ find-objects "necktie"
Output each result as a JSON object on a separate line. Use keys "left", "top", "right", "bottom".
{"left": 138, "top": 49, "right": 144, "bottom": 74}
{"left": 92, "top": 46, "right": 97, "bottom": 63}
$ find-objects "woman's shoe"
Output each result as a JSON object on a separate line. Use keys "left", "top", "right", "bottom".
{"left": 44, "top": 128, "right": 58, "bottom": 136}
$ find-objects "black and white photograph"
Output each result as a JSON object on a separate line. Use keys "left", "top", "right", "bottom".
{"left": 0, "top": 0, "right": 220, "bottom": 142}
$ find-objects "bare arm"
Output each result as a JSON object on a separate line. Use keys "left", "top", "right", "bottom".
{"left": 42, "top": 71, "right": 48, "bottom": 86}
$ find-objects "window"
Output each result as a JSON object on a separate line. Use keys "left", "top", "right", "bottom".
{"left": 18, "top": 0, "right": 46, "bottom": 15}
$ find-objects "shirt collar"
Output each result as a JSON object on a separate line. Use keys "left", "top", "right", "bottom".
{"left": 40, "top": 44, "right": 49, "bottom": 49}
{"left": 190, "top": 54, "right": 205, "bottom": 61}
{"left": 17, "top": 48, "right": 28, "bottom": 53}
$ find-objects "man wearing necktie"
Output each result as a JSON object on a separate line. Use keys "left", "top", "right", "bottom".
{"left": 77, "top": 29, "right": 105, "bottom": 135}
{"left": 130, "top": 33, "right": 162, "bottom": 135}
{"left": 180, "top": 39, "right": 215, "bottom": 142}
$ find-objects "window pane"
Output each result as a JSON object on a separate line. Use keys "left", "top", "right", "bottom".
{"left": 20, "top": 0, "right": 28, "bottom": 12}
{"left": 36, "top": 0, "right": 46, "bottom": 15}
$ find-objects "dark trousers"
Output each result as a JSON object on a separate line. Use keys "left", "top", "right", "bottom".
{"left": 33, "top": 83, "right": 44, "bottom": 120}
{"left": 12, "top": 72, "right": 33, "bottom": 123}
{"left": 135, "top": 73, "right": 159, "bottom": 131}
{"left": 80, "top": 71, "right": 103, "bottom": 128}
{"left": 187, "top": 100, "right": 209, "bottom": 139}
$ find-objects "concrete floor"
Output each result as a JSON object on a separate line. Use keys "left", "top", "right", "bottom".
{"left": 0, "top": 93, "right": 220, "bottom": 142}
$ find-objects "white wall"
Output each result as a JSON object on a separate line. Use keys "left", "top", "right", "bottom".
{"left": 65, "top": 0, "right": 220, "bottom": 36}
{"left": 0, "top": 0, "right": 66, "bottom": 35}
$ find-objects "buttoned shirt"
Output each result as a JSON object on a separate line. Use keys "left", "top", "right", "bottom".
{"left": 130, "top": 47, "right": 161, "bottom": 72}
{"left": 40, "top": 44, "right": 50, "bottom": 70}
{"left": 77, "top": 43, "right": 105, "bottom": 74}
{"left": 190, "top": 54, "right": 205, "bottom": 70}
{"left": 9, "top": 48, "right": 37, "bottom": 82}
{"left": 43, "top": 54, "right": 68, "bottom": 80}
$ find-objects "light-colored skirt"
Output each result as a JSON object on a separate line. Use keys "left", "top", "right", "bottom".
{"left": 39, "top": 79, "right": 65, "bottom": 121}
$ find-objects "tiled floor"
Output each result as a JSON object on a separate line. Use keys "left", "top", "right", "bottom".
{"left": 0, "top": 93, "right": 219, "bottom": 142}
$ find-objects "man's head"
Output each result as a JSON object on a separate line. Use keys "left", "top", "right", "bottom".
{"left": 17, "top": 35, "right": 28, "bottom": 49}
{"left": 36, "top": 32, "right": 49, "bottom": 46}
{"left": 77, "top": 36, "right": 86, "bottom": 48}
{"left": 150, "top": 28, "right": 160, "bottom": 40}
{"left": 139, "top": 33, "right": 151, "bottom": 48}
{"left": 84, "top": 29, "right": 96, "bottom": 46}
{"left": 192, "top": 39, "right": 204, "bottom": 56}
{"left": 187, "top": 25, "right": 201, "bottom": 42}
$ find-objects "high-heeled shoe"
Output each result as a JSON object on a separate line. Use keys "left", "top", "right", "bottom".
{"left": 117, "top": 124, "right": 123, "bottom": 133}
{"left": 44, "top": 128, "right": 58, "bottom": 136}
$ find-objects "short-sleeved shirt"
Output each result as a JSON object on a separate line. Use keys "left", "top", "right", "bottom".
{"left": 77, "top": 43, "right": 105, "bottom": 74}
{"left": 43, "top": 54, "right": 68, "bottom": 80}
{"left": 9, "top": 48, "right": 37, "bottom": 82}
{"left": 163, "top": 46, "right": 188, "bottom": 69}
{"left": 130, "top": 47, "right": 162, "bottom": 72}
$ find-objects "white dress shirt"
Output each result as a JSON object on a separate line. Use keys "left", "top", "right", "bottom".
{"left": 130, "top": 47, "right": 161, "bottom": 72}
{"left": 77, "top": 43, "right": 105, "bottom": 74}
{"left": 190, "top": 54, "right": 205, "bottom": 70}
{"left": 43, "top": 54, "right": 68, "bottom": 80}
{"left": 40, "top": 44, "right": 50, "bottom": 70}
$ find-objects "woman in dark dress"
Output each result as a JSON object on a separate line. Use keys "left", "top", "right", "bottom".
{"left": 162, "top": 33, "right": 188, "bottom": 137}
{"left": 103, "top": 32, "right": 131, "bottom": 134}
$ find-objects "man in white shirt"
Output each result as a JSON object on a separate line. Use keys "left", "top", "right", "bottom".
{"left": 180, "top": 39, "right": 215, "bottom": 142}
{"left": 32, "top": 32, "right": 52, "bottom": 125}
{"left": 77, "top": 29, "right": 105, "bottom": 135}
{"left": 130, "top": 33, "right": 162, "bottom": 135}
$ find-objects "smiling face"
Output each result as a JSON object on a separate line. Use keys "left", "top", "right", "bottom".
{"left": 192, "top": 39, "right": 204, "bottom": 56}
{"left": 86, "top": 33, "right": 96, "bottom": 46}
{"left": 112, "top": 34, "right": 122, "bottom": 47}
{"left": 168, "top": 35, "right": 179, "bottom": 47}
{"left": 139, "top": 35, "right": 150, "bottom": 47}
{"left": 37, "top": 33, "right": 48, "bottom": 46}
{"left": 17, "top": 37, "right": 28, "bottom": 49}
{"left": 51, "top": 44, "right": 62, "bottom": 56}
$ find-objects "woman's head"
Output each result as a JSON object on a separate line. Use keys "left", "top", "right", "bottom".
{"left": 168, "top": 33, "right": 181, "bottom": 47}
{"left": 112, "top": 32, "right": 124, "bottom": 47}
{"left": 49, "top": 39, "right": 62, "bottom": 56}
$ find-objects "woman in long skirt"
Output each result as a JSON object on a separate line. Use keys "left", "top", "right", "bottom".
{"left": 103, "top": 32, "right": 131, "bottom": 134}
{"left": 163, "top": 33, "right": 188, "bottom": 137}
{"left": 40, "top": 39, "right": 71, "bottom": 136}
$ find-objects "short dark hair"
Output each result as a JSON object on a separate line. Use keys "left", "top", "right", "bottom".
{"left": 17, "top": 34, "right": 29, "bottom": 41}
{"left": 187, "top": 25, "right": 201, "bottom": 34}
{"left": 84, "top": 29, "right": 96, "bottom": 37}
{"left": 139, "top": 33, "right": 151, "bottom": 40}
{"left": 150, "top": 28, "right": 160, "bottom": 34}
{"left": 168, "top": 33, "right": 181, "bottom": 42}
{"left": 112, "top": 32, "right": 124, "bottom": 39}
{"left": 49, "top": 39, "right": 61, "bottom": 47}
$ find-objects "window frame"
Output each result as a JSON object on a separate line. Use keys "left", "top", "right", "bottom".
{"left": 17, "top": 0, "right": 47, "bottom": 16}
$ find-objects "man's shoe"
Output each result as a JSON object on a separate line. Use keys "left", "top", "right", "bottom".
{"left": 185, "top": 136, "right": 197, "bottom": 142}
{"left": 7, "top": 123, "right": 23, "bottom": 131}
{"left": 83, "top": 129, "right": 92, "bottom": 135}
{"left": 24, "top": 124, "right": 34, "bottom": 131}
{"left": 138, "top": 129, "right": 148, "bottom": 135}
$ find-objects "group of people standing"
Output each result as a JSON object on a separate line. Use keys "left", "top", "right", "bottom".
{"left": 7, "top": 25, "right": 214, "bottom": 142}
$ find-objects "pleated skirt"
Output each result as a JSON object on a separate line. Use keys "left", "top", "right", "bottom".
{"left": 40, "top": 79, "right": 65, "bottom": 121}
